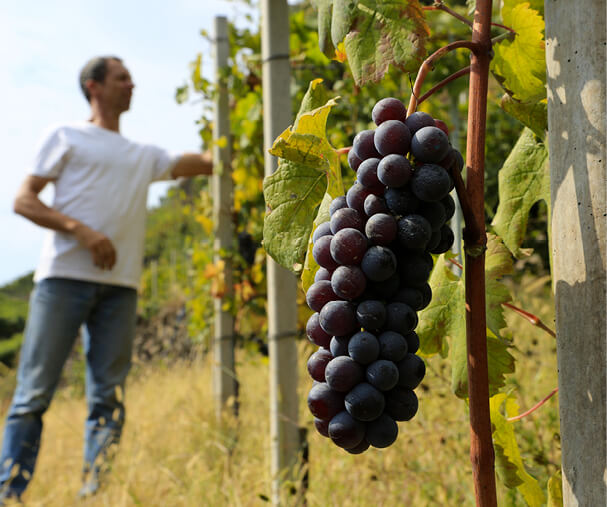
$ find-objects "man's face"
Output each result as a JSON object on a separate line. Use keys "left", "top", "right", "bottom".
{"left": 91, "top": 59, "right": 135, "bottom": 113}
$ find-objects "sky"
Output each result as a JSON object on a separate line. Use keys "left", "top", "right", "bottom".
{"left": 0, "top": 0, "right": 256, "bottom": 286}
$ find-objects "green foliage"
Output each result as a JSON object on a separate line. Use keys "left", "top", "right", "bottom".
{"left": 500, "top": 94, "right": 547, "bottom": 140}
{"left": 0, "top": 333, "right": 23, "bottom": 367}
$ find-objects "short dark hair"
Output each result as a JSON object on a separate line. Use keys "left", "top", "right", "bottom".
{"left": 79, "top": 56, "right": 123, "bottom": 102}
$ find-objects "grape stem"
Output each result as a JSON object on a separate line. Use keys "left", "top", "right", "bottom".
{"left": 423, "top": 2, "right": 516, "bottom": 34}
{"left": 506, "top": 388, "right": 559, "bottom": 422}
{"left": 448, "top": 164, "right": 483, "bottom": 246}
{"left": 336, "top": 146, "right": 351, "bottom": 155}
{"left": 417, "top": 66, "right": 471, "bottom": 106}
{"left": 407, "top": 40, "right": 479, "bottom": 117}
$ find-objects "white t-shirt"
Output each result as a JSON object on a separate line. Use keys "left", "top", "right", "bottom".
{"left": 30, "top": 122, "right": 179, "bottom": 289}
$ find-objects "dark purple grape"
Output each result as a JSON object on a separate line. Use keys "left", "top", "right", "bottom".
{"left": 452, "top": 149, "right": 464, "bottom": 173}
{"left": 438, "top": 148, "right": 456, "bottom": 171}
{"left": 356, "top": 300, "right": 386, "bottom": 333}
{"left": 306, "top": 312, "right": 332, "bottom": 348}
{"left": 348, "top": 331, "right": 380, "bottom": 364}
{"left": 404, "top": 111, "right": 435, "bottom": 135}
{"left": 307, "top": 382, "right": 345, "bottom": 421}
{"left": 435, "top": 119, "right": 449, "bottom": 135}
{"left": 328, "top": 411, "right": 366, "bottom": 449}
{"left": 372, "top": 97, "right": 407, "bottom": 126}
{"left": 366, "top": 359, "right": 400, "bottom": 391}
{"left": 365, "top": 213, "right": 397, "bottom": 246}
{"left": 426, "top": 229, "right": 442, "bottom": 252}
{"left": 314, "top": 267, "right": 332, "bottom": 282}
{"left": 312, "top": 221, "right": 332, "bottom": 243}
{"left": 391, "top": 287, "right": 424, "bottom": 311}
{"left": 345, "top": 438, "right": 370, "bottom": 454}
{"left": 325, "top": 356, "right": 365, "bottom": 392}
{"left": 347, "top": 149, "right": 362, "bottom": 172}
{"left": 344, "top": 383, "right": 385, "bottom": 421}
{"left": 374, "top": 120, "right": 411, "bottom": 156}
{"left": 361, "top": 246, "right": 397, "bottom": 282}
{"left": 330, "top": 228, "right": 368, "bottom": 265}
{"left": 307, "top": 348, "right": 334, "bottom": 382}
{"left": 366, "top": 273, "right": 400, "bottom": 300}
{"left": 418, "top": 201, "right": 447, "bottom": 231}
{"left": 352, "top": 130, "right": 380, "bottom": 160}
{"left": 330, "top": 335, "right": 351, "bottom": 357}
{"left": 357, "top": 158, "right": 383, "bottom": 192}
{"left": 331, "top": 265, "right": 367, "bottom": 300}
{"left": 319, "top": 300, "right": 358, "bottom": 337}
{"left": 397, "top": 214, "right": 433, "bottom": 251}
{"left": 346, "top": 182, "right": 373, "bottom": 214}
{"left": 313, "top": 235, "right": 339, "bottom": 270}
{"left": 385, "top": 302, "right": 418, "bottom": 335}
{"left": 410, "top": 163, "right": 452, "bottom": 202}
{"left": 306, "top": 280, "right": 337, "bottom": 312}
{"left": 396, "top": 353, "right": 426, "bottom": 390}
{"left": 366, "top": 413, "right": 398, "bottom": 448}
{"left": 314, "top": 417, "right": 330, "bottom": 437}
{"left": 441, "top": 194, "right": 456, "bottom": 221}
{"left": 330, "top": 208, "right": 364, "bottom": 234}
{"left": 363, "top": 194, "right": 389, "bottom": 216}
{"left": 398, "top": 251, "right": 433, "bottom": 286}
{"left": 419, "top": 284, "right": 432, "bottom": 311}
{"left": 384, "top": 387, "right": 418, "bottom": 421}
{"left": 384, "top": 187, "right": 419, "bottom": 216}
{"left": 411, "top": 126, "right": 451, "bottom": 163}
{"left": 377, "top": 154, "right": 413, "bottom": 188}
{"left": 404, "top": 331, "right": 420, "bottom": 354}
{"left": 429, "top": 224, "right": 455, "bottom": 254}
{"left": 378, "top": 331, "right": 408, "bottom": 362}
{"left": 330, "top": 195, "right": 348, "bottom": 215}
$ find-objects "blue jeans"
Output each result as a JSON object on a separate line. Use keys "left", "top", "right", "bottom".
{"left": 0, "top": 278, "right": 137, "bottom": 498}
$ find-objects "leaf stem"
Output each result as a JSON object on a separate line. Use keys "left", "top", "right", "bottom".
{"left": 507, "top": 388, "right": 559, "bottom": 422}
{"left": 423, "top": 2, "right": 473, "bottom": 28}
{"left": 407, "top": 40, "right": 479, "bottom": 117}
{"left": 502, "top": 302, "right": 557, "bottom": 338}
{"left": 417, "top": 66, "right": 471, "bottom": 105}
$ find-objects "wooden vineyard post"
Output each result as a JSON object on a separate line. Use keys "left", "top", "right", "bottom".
{"left": 260, "top": 0, "right": 301, "bottom": 504}
{"left": 212, "top": 15, "right": 237, "bottom": 418}
{"left": 545, "top": 1, "right": 607, "bottom": 504}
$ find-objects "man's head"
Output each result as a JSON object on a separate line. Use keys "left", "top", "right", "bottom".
{"left": 79, "top": 56, "right": 134, "bottom": 113}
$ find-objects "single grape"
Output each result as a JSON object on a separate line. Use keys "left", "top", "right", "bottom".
{"left": 384, "top": 386, "right": 419, "bottom": 421}
{"left": 330, "top": 207, "right": 365, "bottom": 234}
{"left": 366, "top": 359, "right": 400, "bottom": 391}
{"left": 410, "top": 126, "right": 451, "bottom": 163}
{"left": 374, "top": 120, "right": 412, "bottom": 157}
{"left": 352, "top": 129, "right": 380, "bottom": 160}
{"left": 328, "top": 411, "right": 366, "bottom": 449}
{"left": 314, "top": 267, "right": 332, "bottom": 282}
{"left": 384, "top": 187, "right": 419, "bottom": 216}
{"left": 410, "top": 163, "right": 452, "bottom": 202}
{"left": 396, "top": 353, "right": 426, "bottom": 390}
{"left": 418, "top": 283, "right": 432, "bottom": 310}
{"left": 365, "top": 413, "right": 398, "bottom": 448}
{"left": 312, "top": 221, "right": 332, "bottom": 243}
{"left": 404, "top": 111, "right": 435, "bottom": 136}
{"left": 404, "top": 331, "right": 420, "bottom": 354}
{"left": 397, "top": 251, "right": 433, "bottom": 286}
{"left": 348, "top": 331, "right": 380, "bottom": 364}
{"left": 330, "top": 335, "right": 351, "bottom": 357}
{"left": 372, "top": 97, "right": 407, "bottom": 125}
{"left": 429, "top": 224, "right": 455, "bottom": 254}
{"left": 365, "top": 213, "right": 398, "bottom": 246}
{"left": 391, "top": 286, "right": 424, "bottom": 311}
{"left": 363, "top": 194, "right": 389, "bottom": 216}
{"left": 441, "top": 194, "right": 456, "bottom": 221}
{"left": 377, "top": 154, "right": 413, "bottom": 188}
{"left": 356, "top": 300, "right": 387, "bottom": 333}
{"left": 365, "top": 273, "right": 400, "bottom": 301}
{"left": 438, "top": 148, "right": 456, "bottom": 171}
{"left": 361, "top": 245, "right": 397, "bottom": 282}
{"left": 344, "top": 382, "right": 385, "bottom": 422}
{"left": 319, "top": 300, "right": 358, "bottom": 337}
{"left": 418, "top": 201, "right": 447, "bottom": 231}
{"left": 313, "top": 235, "right": 339, "bottom": 270}
{"left": 426, "top": 229, "right": 442, "bottom": 252}
{"left": 378, "top": 331, "right": 408, "bottom": 362}
{"left": 306, "top": 312, "right": 332, "bottom": 349}
{"left": 385, "top": 302, "right": 418, "bottom": 335}
{"left": 434, "top": 119, "right": 449, "bottom": 135}
{"left": 325, "top": 356, "right": 365, "bottom": 392}
{"left": 397, "top": 214, "right": 433, "bottom": 251}
{"left": 306, "top": 280, "right": 337, "bottom": 312}
{"left": 345, "top": 438, "right": 370, "bottom": 454}
{"left": 331, "top": 265, "right": 367, "bottom": 301}
{"left": 347, "top": 149, "right": 362, "bottom": 172}
{"left": 330, "top": 195, "right": 348, "bottom": 216}
{"left": 307, "top": 382, "right": 345, "bottom": 421}
{"left": 330, "top": 228, "right": 368, "bottom": 265}
{"left": 357, "top": 158, "right": 383, "bottom": 192}
{"left": 307, "top": 348, "right": 334, "bottom": 382}
{"left": 314, "top": 417, "right": 330, "bottom": 437}
{"left": 346, "top": 182, "right": 373, "bottom": 214}
{"left": 452, "top": 149, "right": 464, "bottom": 173}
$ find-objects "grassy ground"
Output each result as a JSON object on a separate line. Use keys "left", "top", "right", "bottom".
{"left": 0, "top": 275, "right": 558, "bottom": 506}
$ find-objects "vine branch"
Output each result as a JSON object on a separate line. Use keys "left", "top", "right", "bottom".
{"left": 417, "top": 66, "right": 471, "bottom": 105}
{"left": 423, "top": 1, "right": 473, "bottom": 27}
{"left": 502, "top": 302, "right": 556, "bottom": 338}
{"left": 507, "top": 388, "right": 559, "bottom": 422}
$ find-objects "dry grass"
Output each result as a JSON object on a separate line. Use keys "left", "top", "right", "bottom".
{"left": 0, "top": 276, "right": 558, "bottom": 507}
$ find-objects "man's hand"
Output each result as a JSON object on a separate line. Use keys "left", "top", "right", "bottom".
{"left": 72, "top": 224, "right": 117, "bottom": 270}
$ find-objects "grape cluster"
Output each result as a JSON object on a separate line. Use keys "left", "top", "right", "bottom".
{"left": 305, "top": 97, "right": 461, "bottom": 453}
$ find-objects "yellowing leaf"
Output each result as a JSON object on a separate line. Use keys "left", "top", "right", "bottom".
{"left": 548, "top": 470, "right": 563, "bottom": 507}
{"left": 195, "top": 214, "right": 214, "bottom": 235}
{"left": 215, "top": 136, "right": 228, "bottom": 149}
{"left": 334, "top": 41, "right": 347, "bottom": 62}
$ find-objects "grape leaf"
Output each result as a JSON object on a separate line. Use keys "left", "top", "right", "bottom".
{"left": 315, "top": 0, "right": 429, "bottom": 86}
{"left": 491, "top": 393, "right": 546, "bottom": 506}
{"left": 502, "top": 0, "right": 544, "bottom": 19}
{"left": 500, "top": 94, "right": 547, "bottom": 140}
{"left": 491, "top": 2, "right": 546, "bottom": 103}
{"left": 263, "top": 80, "right": 342, "bottom": 273}
{"left": 491, "top": 128, "right": 550, "bottom": 258}
{"left": 547, "top": 470, "right": 563, "bottom": 507}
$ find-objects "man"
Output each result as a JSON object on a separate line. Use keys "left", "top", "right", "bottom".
{"left": 0, "top": 56, "right": 213, "bottom": 502}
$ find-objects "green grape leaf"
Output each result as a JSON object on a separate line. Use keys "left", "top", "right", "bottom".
{"left": 315, "top": 0, "right": 335, "bottom": 55}
{"left": 500, "top": 94, "right": 548, "bottom": 140}
{"left": 301, "top": 193, "right": 333, "bottom": 292}
{"left": 491, "top": 128, "right": 550, "bottom": 258}
{"left": 331, "top": 0, "right": 358, "bottom": 49}
{"left": 491, "top": 2, "right": 546, "bottom": 103}
{"left": 262, "top": 80, "right": 342, "bottom": 273}
{"left": 502, "top": 0, "right": 544, "bottom": 19}
{"left": 547, "top": 470, "right": 563, "bottom": 507}
{"left": 491, "top": 393, "right": 547, "bottom": 506}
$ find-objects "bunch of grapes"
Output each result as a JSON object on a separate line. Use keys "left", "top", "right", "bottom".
{"left": 305, "top": 97, "right": 461, "bottom": 453}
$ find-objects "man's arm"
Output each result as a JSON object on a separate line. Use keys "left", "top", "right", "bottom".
{"left": 171, "top": 151, "right": 213, "bottom": 179}
{"left": 14, "top": 175, "right": 117, "bottom": 270}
